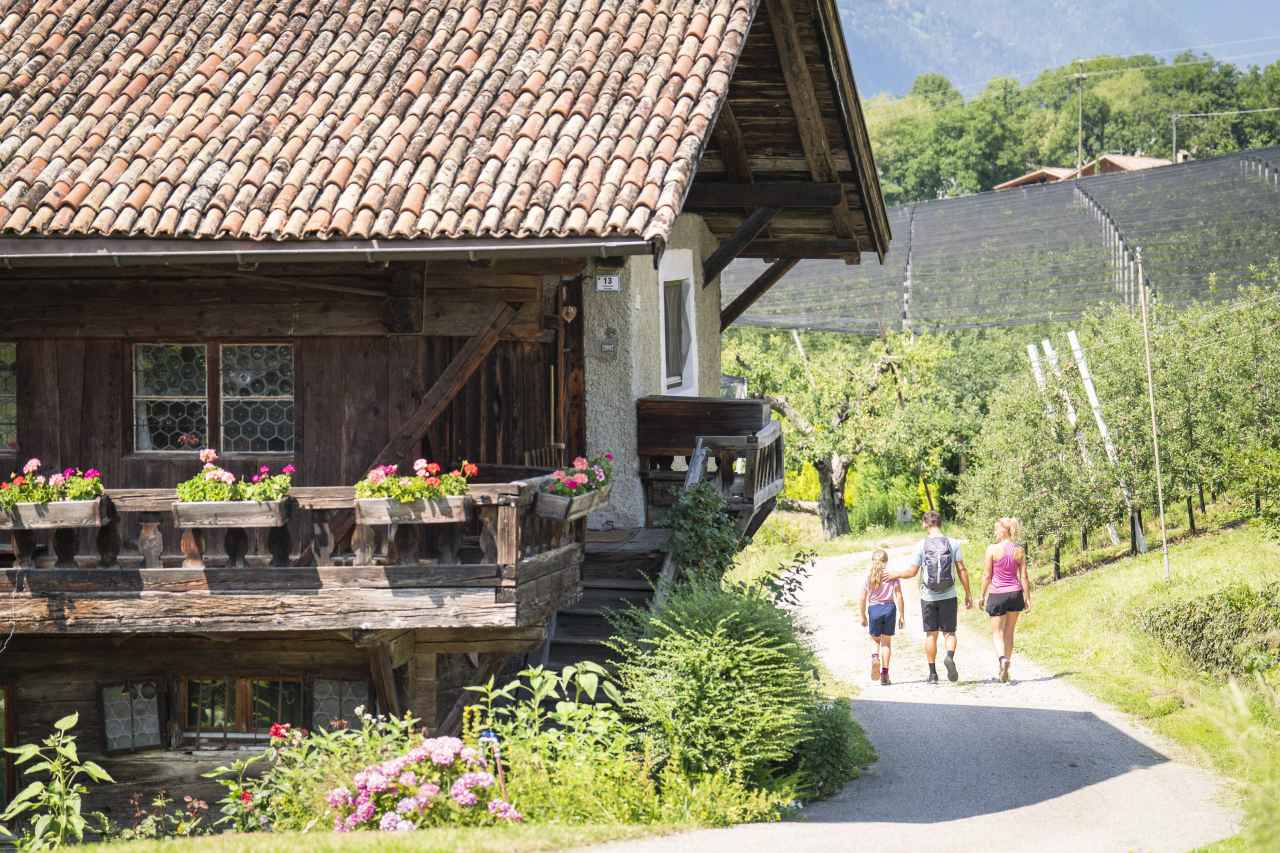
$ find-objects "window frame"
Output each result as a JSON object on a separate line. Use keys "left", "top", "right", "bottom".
{"left": 178, "top": 675, "right": 307, "bottom": 745}
{"left": 97, "top": 677, "right": 167, "bottom": 756}
{"left": 128, "top": 341, "right": 297, "bottom": 457}
{"left": 656, "top": 250, "right": 698, "bottom": 397}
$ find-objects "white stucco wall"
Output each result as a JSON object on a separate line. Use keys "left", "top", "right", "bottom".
{"left": 582, "top": 213, "right": 721, "bottom": 529}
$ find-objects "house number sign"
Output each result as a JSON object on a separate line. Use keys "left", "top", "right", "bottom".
{"left": 595, "top": 273, "right": 622, "bottom": 292}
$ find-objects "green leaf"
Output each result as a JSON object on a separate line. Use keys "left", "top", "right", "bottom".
{"left": 81, "top": 761, "right": 114, "bottom": 784}
{"left": 57, "top": 740, "right": 78, "bottom": 763}
{"left": 5, "top": 744, "right": 40, "bottom": 764}
{"left": 53, "top": 712, "right": 79, "bottom": 732}
{"left": 601, "top": 681, "right": 624, "bottom": 706}
{"left": 577, "top": 671, "right": 599, "bottom": 701}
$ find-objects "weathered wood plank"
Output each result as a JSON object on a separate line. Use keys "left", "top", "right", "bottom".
{"left": 685, "top": 182, "right": 843, "bottom": 209}
{"left": 3, "top": 587, "right": 515, "bottom": 633}
{"left": 636, "top": 396, "right": 771, "bottom": 457}
{"left": 354, "top": 497, "right": 471, "bottom": 526}
{"left": 702, "top": 206, "right": 779, "bottom": 286}
{"left": 0, "top": 564, "right": 505, "bottom": 593}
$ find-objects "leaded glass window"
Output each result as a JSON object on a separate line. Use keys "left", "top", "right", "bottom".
{"left": 185, "top": 677, "right": 234, "bottom": 732}
{"left": 221, "top": 345, "right": 295, "bottom": 453}
{"left": 101, "top": 680, "right": 162, "bottom": 753}
{"left": 133, "top": 344, "right": 208, "bottom": 451}
{"left": 0, "top": 343, "right": 16, "bottom": 451}
{"left": 311, "top": 679, "right": 369, "bottom": 731}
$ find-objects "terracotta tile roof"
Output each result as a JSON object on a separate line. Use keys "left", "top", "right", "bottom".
{"left": 0, "top": 0, "right": 754, "bottom": 243}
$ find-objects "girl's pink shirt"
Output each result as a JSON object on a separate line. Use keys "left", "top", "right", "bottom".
{"left": 990, "top": 541, "right": 1023, "bottom": 593}
{"left": 866, "top": 575, "right": 900, "bottom": 605}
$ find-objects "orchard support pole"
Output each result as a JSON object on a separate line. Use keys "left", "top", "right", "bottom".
{"left": 1041, "top": 339, "right": 1122, "bottom": 547}
{"left": 1136, "top": 249, "right": 1172, "bottom": 580}
{"left": 1068, "top": 330, "right": 1147, "bottom": 554}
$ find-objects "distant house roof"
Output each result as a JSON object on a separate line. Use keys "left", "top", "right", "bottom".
{"left": 1067, "top": 154, "right": 1172, "bottom": 179}
{"left": 994, "top": 167, "right": 1075, "bottom": 190}
{"left": 0, "top": 0, "right": 889, "bottom": 261}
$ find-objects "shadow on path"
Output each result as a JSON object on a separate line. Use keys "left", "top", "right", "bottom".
{"left": 805, "top": 698, "right": 1169, "bottom": 824}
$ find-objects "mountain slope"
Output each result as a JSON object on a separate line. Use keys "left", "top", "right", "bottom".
{"left": 840, "top": 0, "right": 1280, "bottom": 96}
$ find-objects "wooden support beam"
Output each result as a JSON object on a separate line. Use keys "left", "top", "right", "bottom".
{"left": 702, "top": 207, "right": 779, "bottom": 286}
{"left": 738, "top": 239, "right": 864, "bottom": 260}
{"left": 720, "top": 258, "right": 800, "bottom": 331}
{"left": 686, "top": 182, "right": 843, "bottom": 210}
{"left": 765, "top": 0, "right": 861, "bottom": 243}
{"left": 711, "top": 102, "right": 753, "bottom": 183}
{"left": 368, "top": 642, "right": 402, "bottom": 716}
{"left": 328, "top": 302, "right": 519, "bottom": 552}
{"left": 438, "top": 654, "right": 507, "bottom": 736}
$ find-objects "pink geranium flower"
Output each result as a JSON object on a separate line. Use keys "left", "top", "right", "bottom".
{"left": 85, "top": 468, "right": 101, "bottom": 480}
{"left": 573, "top": 456, "right": 589, "bottom": 470}
{"left": 199, "top": 449, "right": 218, "bottom": 465}
{"left": 282, "top": 464, "right": 296, "bottom": 475}
{"left": 22, "top": 458, "right": 40, "bottom": 474}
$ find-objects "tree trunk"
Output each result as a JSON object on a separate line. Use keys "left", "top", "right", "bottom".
{"left": 1080, "top": 527, "right": 1088, "bottom": 552}
{"left": 1186, "top": 495, "right": 1197, "bottom": 534}
{"left": 1053, "top": 539, "right": 1062, "bottom": 581}
{"left": 815, "top": 454, "right": 851, "bottom": 539}
{"left": 920, "top": 472, "right": 935, "bottom": 512}
{"left": 1198, "top": 483, "right": 1206, "bottom": 514}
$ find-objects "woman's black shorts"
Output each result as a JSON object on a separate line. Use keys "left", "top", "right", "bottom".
{"left": 986, "top": 590, "right": 1026, "bottom": 616}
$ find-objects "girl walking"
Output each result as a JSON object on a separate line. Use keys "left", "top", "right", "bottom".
{"left": 859, "top": 548, "right": 905, "bottom": 685}
{"left": 980, "top": 517, "right": 1031, "bottom": 682}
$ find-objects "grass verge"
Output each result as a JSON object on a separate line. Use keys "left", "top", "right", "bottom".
{"left": 85, "top": 824, "right": 678, "bottom": 853}
{"left": 731, "top": 511, "right": 918, "bottom": 586}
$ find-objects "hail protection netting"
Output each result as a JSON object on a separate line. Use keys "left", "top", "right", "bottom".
{"left": 721, "top": 146, "right": 1280, "bottom": 333}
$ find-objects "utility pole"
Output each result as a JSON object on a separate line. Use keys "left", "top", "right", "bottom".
{"left": 1076, "top": 71, "right": 1085, "bottom": 176}
{"left": 1136, "top": 248, "right": 1172, "bottom": 580}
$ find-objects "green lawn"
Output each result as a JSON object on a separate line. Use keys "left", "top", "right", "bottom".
{"left": 978, "top": 521, "right": 1280, "bottom": 850}
{"left": 732, "top": 511, "right": 918, "bottom": 586}
{"left": 85, "top": 824, "right": 677, "bottom": 853}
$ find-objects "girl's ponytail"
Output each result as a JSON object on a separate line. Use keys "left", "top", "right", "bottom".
{"left": 868, "top": 548, "right": 889, "bottom": 591}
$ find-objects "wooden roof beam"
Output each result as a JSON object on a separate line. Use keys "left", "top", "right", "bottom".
{"left": 720, "top": 258, "right": 800, "bottom": 331}
{"left": 685, "top": 182, "right": 844, "bottom": 209}
{"left": 702, "top": 207, "right": 779, "bottom": 287}
{"left": 764, "top": 0, "right": 863, "bottom": 256}
{"left": 739, "top": 239, "right": 864, "bottom": 260}
{"left": 711, "top": 102, "right": 753, "bottom": 184}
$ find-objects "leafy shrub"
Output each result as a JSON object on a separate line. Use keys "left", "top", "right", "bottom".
{"left": 115, "top": 791, "right": 210, "bottom": 841}
{"left": 792, "top": 700, "right": 871, "bottom": 801}
{"left": 466, "top": 663, "right": 787, "bottom": 827}
{"left": 206, "top": 713, "right": 425, "bottom": 832}
{"left": 1138, "top": 582, "right": 1280, "bottom": 674}
{"left": 749, "top": 515, "right": 804, "bottom": 547}
{"left": 669, "top": 483, "right": 739, "bottom": 578}
{"left": 0, "top": 714, "right": 113, "bottom": 850}
{"left": 611, "top": 613, "right": 815, "bottom": 788}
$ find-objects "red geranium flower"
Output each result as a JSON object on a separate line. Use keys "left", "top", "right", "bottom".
{"left": 240, "top": 790, "right": 253, "bottom": 804}
{"left": 13, "top": 475, "right": 24, "bottom": 486}
{"left": 462, "top": 462, "right": 479, "bottom": 478}
{"left": 268, "top": 722, "right": 291, "bottom": 740}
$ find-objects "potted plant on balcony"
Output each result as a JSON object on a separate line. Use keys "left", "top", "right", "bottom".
{"left": 172, "top": 450, "right": 295, "bottom": 528}
{"left": 0, "top": 458, "right": 107, "bottom": 529}
{"left": 535, "top": 453, "right": 613, "bottom": 521}
{"left": 353, "top": 459, "right": 477, "bottom": 525}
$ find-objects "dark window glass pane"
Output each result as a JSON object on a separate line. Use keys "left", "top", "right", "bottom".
{"left": 186, "top": 679, "right": 232, "bottom": 730}
{"left": 0, "top": 343, "right": 15, "bottom": 451}
{"left": 135, "top": 345, "right": 206, "bottom": 397}
{"left": 134, "top": 400, "right": 208, "bottom": 451}
{"left": 251, "top": 680, "right": 304, "bottom": 730}
{"left": 222, "top": 400, "right": 294, "bottom": 453}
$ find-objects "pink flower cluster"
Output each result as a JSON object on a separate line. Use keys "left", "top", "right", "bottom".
{"left": 326, "top": 736, "right": 520, "bottom": 833}
{"left": 546, "top": 452, "right": 614, "bottom": 497}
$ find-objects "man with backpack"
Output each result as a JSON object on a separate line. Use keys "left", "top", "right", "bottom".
{"left": 893, "top": 510, "right": 973, "bottom": 683}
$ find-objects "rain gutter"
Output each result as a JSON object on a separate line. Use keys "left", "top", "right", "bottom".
{"left": 0, "top": 236, "right": 657, "bottom": 268}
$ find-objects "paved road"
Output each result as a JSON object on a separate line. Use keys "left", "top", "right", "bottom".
{"left": 582, "top": 546, "right": 1241, "bottom": 853}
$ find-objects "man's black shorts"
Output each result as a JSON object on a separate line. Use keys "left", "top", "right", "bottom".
{"left": 921, "top": 597, "right": 958, "bottom": 633}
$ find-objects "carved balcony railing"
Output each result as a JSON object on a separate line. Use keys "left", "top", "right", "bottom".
{"left": 0, "top": 467, "right": 584, "bottom": 635}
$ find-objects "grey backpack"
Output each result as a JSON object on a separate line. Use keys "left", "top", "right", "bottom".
{"left": 921, "top": 537, "right": 954, "bottom": 592}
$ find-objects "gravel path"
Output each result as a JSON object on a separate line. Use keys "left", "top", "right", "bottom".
{"left": 582, "top": 546, "right": 1242, "bottom": 853}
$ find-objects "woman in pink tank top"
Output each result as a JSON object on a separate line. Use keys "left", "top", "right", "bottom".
{"left": 980, "top": 517, "right": 1031, "bottom": 683}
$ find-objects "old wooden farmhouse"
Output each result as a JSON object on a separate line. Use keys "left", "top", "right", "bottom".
{"left": 0, "top": 0, "right": 889, "bottom": 810}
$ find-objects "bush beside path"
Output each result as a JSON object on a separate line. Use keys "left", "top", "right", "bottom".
{"left": 582, "top": 544, "right": 1242, "bottom": 853}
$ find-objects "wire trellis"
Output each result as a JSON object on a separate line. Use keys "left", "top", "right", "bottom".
{"left": 720, "top": 145, "right": 1280, "bottom": 333}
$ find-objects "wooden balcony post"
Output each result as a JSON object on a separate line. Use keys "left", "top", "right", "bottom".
{"left": 96, "top": 514, "right": 122, "bottom": 568}
{"left": 352, "top": 523, "right": 375, "bottom": 566}
{"left": 180, "top": 528, "right": 206, "bottom": 569}
{"left": 52, "top": 528, "right": 78, "bottom": 568}
{"left": 224, "top": 528, "right": 249, "bottom": 568}
{"left": 268, "top": 525, "right": 292, "bottom": 566}
{"left": 12, "top": 531, "right": 36, "bottom": 569}
{"left": 311, "top": 509, "right": 335, "bottom": 566}
{"left": 138, "top": 516, "right": 163, "bottom": 568}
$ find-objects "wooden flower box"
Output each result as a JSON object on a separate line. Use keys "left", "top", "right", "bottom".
{"left": 171, "top": 499, "right": 293, "bottom": 529}
{"left": 0, "top": 497, "right": 109, "bottom": 530}
{"left": 534, "top": 483, "right": 611, "bottom": 522}
{"left": 354, "top": 496, "right": 471, "bottom": 526}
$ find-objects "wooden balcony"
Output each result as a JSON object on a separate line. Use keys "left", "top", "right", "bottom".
{"left": 0, "top": 469, "right": 582, "bottom": 635}
{"left": 636, "top": 396, "right": 784, "bottom": 533}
